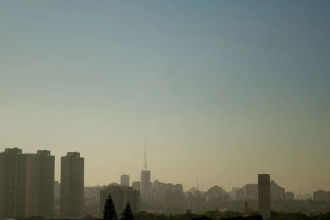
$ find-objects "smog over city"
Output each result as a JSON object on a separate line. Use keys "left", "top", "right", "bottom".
{"left": 1, "top": 1, "right": 329, "bottom": 220}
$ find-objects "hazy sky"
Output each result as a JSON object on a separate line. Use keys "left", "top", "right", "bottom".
{"left": 1, "top": 1, "right": 330, "bottom": 193}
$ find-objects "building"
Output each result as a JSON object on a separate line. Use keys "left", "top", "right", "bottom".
{"left": 313, "top": 190, "right": 330, "bottom": 201}
{"left": 25, "top": 150, "right": 55, "bottom": 218}
{"left": 60, "top": 152, "right": 84, "bottom": 219}
{"left": 0, "top": 148, "right": 55, "bottom": 219}
{"left": 54, "top": 181, "right": 61, "bottom": 200}
{"left": 132, "top": 182, "right": 141, "bottom": 191}
{"left": 285, "top": 192, "right": 294, "bottom": 201}
{"left": 236, "top": 188, "right": 244, "bottom": 201}
{"left": 121, "top": 174, "right": 130, "bottom": 186}
{"left": 270, "top": 180, "right": 285, "bottom": 201}
{"left": 0, "top": 148, "right": 28, "bottom": 219}
{"left": 244, "top": 184, "right": 258, "bottom": 201}
{"left": 258, "top": 174, "right": 271, "bottom": 220}
{"left": 100, "top": 185, "right": 140, "bottom": 215}
{"left": 140, "top": 170, "right": 151, "bottom": 194}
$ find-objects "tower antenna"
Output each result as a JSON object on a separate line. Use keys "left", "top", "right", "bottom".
{"left": 143, "top": 137, "right": 147, "bottom": 170}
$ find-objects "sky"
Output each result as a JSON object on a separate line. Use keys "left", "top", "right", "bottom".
{"left": 1, "top": 0, "right": 330, "bottom": 193}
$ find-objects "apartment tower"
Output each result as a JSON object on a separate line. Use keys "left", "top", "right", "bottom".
{"left": 0, "top": 148, "right": 28, "bottom": 219}
{"left": 121, "top": 174, "right": 130, "bottom": 186}
{"left": 26, "top": 150, "right": 55, "bottom": 217}
{"left": 60, "top": 152, "right": 84, "bottom": 219}
{"left": 258, "top": 174, "right": 271, "bottom": 220}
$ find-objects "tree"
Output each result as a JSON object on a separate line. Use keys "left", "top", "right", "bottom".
{"left": 121, "top": 202, "right": 134, "bottom": 220}
{"left": 103, "top": 194, "right": 118, "bottom": 220}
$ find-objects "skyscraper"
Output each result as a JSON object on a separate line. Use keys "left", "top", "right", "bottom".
{"left": 60, "top": 152, "right": 84, "bottom": 219}
{"left": 258, "top": 174, "right": 271, "bottom": 220}
{"left": 121, "top": 174, "right": 130, "bottom": 186}
{"left": 26, "top": 150, "right": 55, "bottom": 218}
{"left": 140, "top": 139, "right": 151, "bottom": 195}
{"left": 0, "top": 148, "right": 55, "bottom": 219}
{"left": 0, "top": 148, "right": 29, "bottom": 219}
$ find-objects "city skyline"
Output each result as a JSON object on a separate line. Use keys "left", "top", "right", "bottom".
{"left": 1, "top": 0, "right": 330, "bottom": 194}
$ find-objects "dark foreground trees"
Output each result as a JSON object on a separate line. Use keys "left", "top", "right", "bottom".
{"left": 121, "top": 203, "right": 134, "bottom": 220}
{"left": 103, "top": 194, "right": 118, "bottom": 220}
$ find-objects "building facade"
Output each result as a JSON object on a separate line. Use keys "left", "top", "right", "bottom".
{"left": 313, "top": 190, "right": 330, "bottom": 201}
{"left": 60, "top": 152, "right": 84, "bottom": 219}
{"left": 132, "top": 182, "right": 141, "bottom": 191}
{"left": 120, "top": 175, "right": 130, "bottom": 186}
{"left": 258, "top": 174, "right": 271, "bottom": 220}
{"left": 26, "top": 151, "right": 55, "bottom": 218}
{"left": 244, "top": 184, "right": 258, "bottom": 201}
{"left": 100, "top": 185, "right": 140, "bottom": 215}
{"left": 140, "top": 170, "right": 151, "bottom": 194}
{"left": 54, "top": 181, "right": 61, "bottom": 200}
{"left": 285, "top": 192, "right": 294, "bottom": 201}
{"left": 0, "top": 148, "right": 28, "bottom": 219}
{"left": 0, "top": 148, "right": 54, "bottom": 219}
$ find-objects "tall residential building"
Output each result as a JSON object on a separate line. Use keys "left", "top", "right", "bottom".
{"left": 258, "top": 174, "right": 271, "bottom": 220}
{"left": 26, "top": 150, "right": 55, "bottom": 218}
{"left": 121, "top": 174, "right": 130, "bottom": 186}
{"left": 100, "top": 185, "right": 140, "bottom": 215}
{"left": 0, "top": 148, "right": 28, "bottom": 219}
{"left": 54, "top": 181, "right": 61, "bottom": 200}
{"left": 0, "top": 149, "right": 55, "bottom": 219}
{"left": 313, "top": 190, "right": 330, "bottom": 201}
{"left": 60, "top": 152, "right": 84, "bottom": 219}
{"left": 140, "top": 170, "right": 151, "bottom": 194}
{"left": 244, "top": 184, "right": 258, "bottom": 201}
{"left": 270, "top": 180, "right": 285, "bottom": 201}
{"left": 132, "top": 182, "right": 141, "bottom": 191}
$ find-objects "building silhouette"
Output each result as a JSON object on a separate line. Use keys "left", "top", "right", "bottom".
{"left": 0, "top": 148, "right": 55, "bottom": 219}
{"left": 132, "top": 181, "right": 141, "bottom": 191}
{"left": 25, "top": 150, "right": 55, "bottom": 218}
{"left": 60, "top": 152, "right": 84, "bottom": 219}
{"left": 121, "top": 174, "right": 130, "bottom": 186}
{"left": 141, "top": 170, "right": 151, "bottom": 194}
{"left": 258, "top": 174, "right": 271, "bottom": 220}
{"left": 54, "top": 181, "right": 61, "bottom": 200}
{"left": 100, "top": 185, "right": 140, "bottom": 215}
{"left": 244, "top": 184, "right": 258, "bottom": 201}
{"left": 0, "top": 148, "right": 28, "bottom": 219}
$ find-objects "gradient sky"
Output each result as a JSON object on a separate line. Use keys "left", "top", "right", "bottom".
{"left": 1, "top": 1, "right": 330, "bottom": 193}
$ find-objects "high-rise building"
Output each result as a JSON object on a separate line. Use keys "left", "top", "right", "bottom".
{"left": 25, "top": 150, "right": 55, "bottom": 218}
{"left": 121, "top": 174, "right": 130, "bottom": 186}
{"left": 100, "top": 185, "right": 140, "bottom": 215}
{"left": 258, "top": 174, "right": 271, "bottom": 220}
{"left": 54, "top": 181, "right": 61, "bottom": 200}
{"left": 140, "top": 138, "right": 151, "bottom": 196}
{"left": 140, "top": 170, "right": 151, "bottom": 194}
{"left": 0, "top": 149, "right": 55, "bottom": 219}
{"left": 60, "top": 152, "right": 84, "bottom": 219}
{"left": 244, "top": 184, "right": 258, "bottom": 200}
{"left": 132, "top": 182, "right": 141, "bottom": 191}
{"left": 313, "top": 190, "right": 330, "bottom": 201}
{"left": 0, "top": 148, "right": 28, "bottom": 219}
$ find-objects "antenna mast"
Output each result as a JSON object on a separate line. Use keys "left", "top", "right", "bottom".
{"left": 143, "top": 137, "right": 147, "bottom": 170}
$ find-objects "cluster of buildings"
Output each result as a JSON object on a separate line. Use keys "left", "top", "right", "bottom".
{"left": 233, "top": 180, "right": 294, "bottom": 202}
